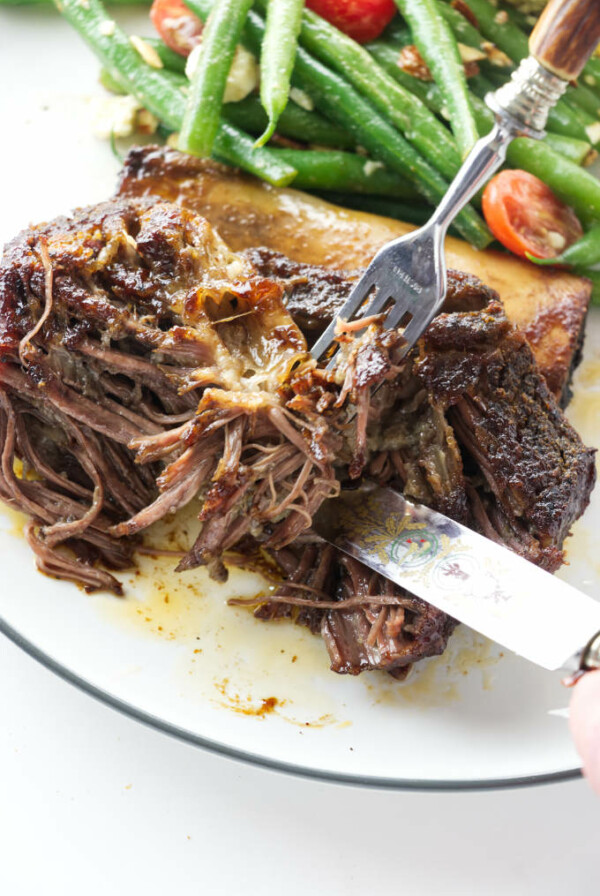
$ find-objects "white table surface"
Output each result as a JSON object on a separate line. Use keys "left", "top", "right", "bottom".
{"left": 2, "top": 8, "right": 600, "bottom": 894}
{"left": 2, "top": 634, "right": 600, "bottom": 896}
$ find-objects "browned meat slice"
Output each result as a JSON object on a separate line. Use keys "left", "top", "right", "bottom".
{"left": 242, "top": 247, "right": 358, "bottom": 341}
{"left": 417, "top": 301, "right": 596, "bottom": 571}
{"left": 243, "top": 247, "right": 497, "bottom": 341}
{"left": 117, "top": 145, "right": 591, "bottom": 401}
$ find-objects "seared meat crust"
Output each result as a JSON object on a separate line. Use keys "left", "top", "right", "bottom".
{"left": 244, "top": 247, "right": 497, "bottom": 340}
{"left": 118, "top": 145, "right": 591, "bottom": 402}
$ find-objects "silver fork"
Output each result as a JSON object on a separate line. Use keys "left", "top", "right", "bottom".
{"left": 311, "top": 0, "right": 600, "bottom": 364}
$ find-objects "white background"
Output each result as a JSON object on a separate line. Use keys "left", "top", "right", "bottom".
{"left": 2, "top": 8, "right": 600, "bottom": 894}
{"left": 2, "top": 635, "right": 600, "bottom": 895}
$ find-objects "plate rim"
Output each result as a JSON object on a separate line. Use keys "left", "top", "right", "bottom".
{"left": 0, "top": 614, "right": 582, "bottom": 792}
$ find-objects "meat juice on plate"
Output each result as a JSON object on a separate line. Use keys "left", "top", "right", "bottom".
{"left": 89, "top": 502, "right": 504, "bottom": 719}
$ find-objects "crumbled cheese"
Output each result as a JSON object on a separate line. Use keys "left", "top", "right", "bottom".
{"left": 91, "top": 94, "right": 142, "bottom": 139}
{"left": 457, "top": 43, "right": 486, "bottom": 63}
{"left": 99, "top": 19, "right": 116, "bottom": 37}
{"left": 546, "top": 231, "right": 567, "bottom": 251}
{"left": 186, "top": 43, "right": 259, "bottom": 103}
{"left": 130, "top": 35, "right": 163, "bottom": 70}
{"left": 167, "top": 132, "right": 180, "bottom": 148}
{"left": 289, "top": 87, "right": 314, "bottom": 111}
{"left": 363, "top": 160, "right": 384, "bottom": 177}
{"left": 494, "top": 10, "right": 509, "bottom": 24}
{"left": 585, "top": 121, "right": 600, "bottom": 145}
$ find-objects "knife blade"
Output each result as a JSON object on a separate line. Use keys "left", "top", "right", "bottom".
{"left": 312, "top": 483, "right": 600, "bottom": 673}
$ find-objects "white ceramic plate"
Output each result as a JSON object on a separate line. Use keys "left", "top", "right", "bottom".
{"left": 1, "top": 9, "right": 599, "bottom": 789}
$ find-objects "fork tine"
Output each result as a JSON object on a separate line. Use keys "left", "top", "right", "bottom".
{"left": 310, "top": 270, "right": 378, "bottom": 360}
{"left": 318, "top": 284, "right": 394, "bottom": 369}
{"left": 399, "top": 311, "right": 436, "bottom": 348}
{"left": 382, "top": 297, "right": 417, "bottom": 332}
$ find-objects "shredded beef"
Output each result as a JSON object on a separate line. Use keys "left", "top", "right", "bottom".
{"left": 0, "top": 193, "right": 595, "bottom": 678}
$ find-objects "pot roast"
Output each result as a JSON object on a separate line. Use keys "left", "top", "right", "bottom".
{"left": 0, "top": 161, "right": 595, "bottom": 677}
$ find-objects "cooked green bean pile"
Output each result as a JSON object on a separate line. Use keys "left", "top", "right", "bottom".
{"left": 7, "top": 0, "right": 600, "bottom": 282}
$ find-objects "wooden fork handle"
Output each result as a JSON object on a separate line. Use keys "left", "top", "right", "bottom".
{"left": 529, "top": 0, "right": 600, "bottom": 81}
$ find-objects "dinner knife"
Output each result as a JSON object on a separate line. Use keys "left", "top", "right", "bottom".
{"left": 312, "top": 483, "right": 600, "bottom": 676}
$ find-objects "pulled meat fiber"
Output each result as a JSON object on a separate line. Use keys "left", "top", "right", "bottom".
{"left": 0, "top": 194, "right": 595, "bottom": 678}
{"left": 0, "top": 197, "right": 400, "bottom": 590}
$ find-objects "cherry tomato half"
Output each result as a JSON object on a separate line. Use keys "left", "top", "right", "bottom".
{"left": 150, "top": 0, "right": 203, "bottom": 56}
{"left": 482, "top": 170, "right": 583, "bottom": 260}
{"left": 306, "top": 0, "right": 397, "bottom": 44}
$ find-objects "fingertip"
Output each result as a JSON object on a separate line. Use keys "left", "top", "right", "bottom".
{"left": 569, "top": 670, "right": 600, "bottom": 795}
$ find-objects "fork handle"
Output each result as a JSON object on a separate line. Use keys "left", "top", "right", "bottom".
{"left": 430, "top": 122, "right": 510, "bottom": 233}
{"left": 530, "top": 0, "right": 600, "bottom": 81}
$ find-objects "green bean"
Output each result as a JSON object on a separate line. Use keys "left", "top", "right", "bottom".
{"left": 57, "top": 0, "right": 296, "bottom": 186}
{"left": 145, "top": 56, "right": 356, "bottom": 151}
{"left": 179, "top": 0, "right": 253, "bottom": 157}
{"left": 566, "top": 83, "right": 600, "bottom": 119}
{"left": 395, "top": 0, "right": 479, "bottom": 158}
{"left": 314, "top": 192, "right": 433, "bottom": 226}
{"left": 255, "top": 1, "right": 460, "bottom": 179}
{"left": 367, "top": 41, "right": 446, "bottom": 107}
{"left": 261, "top": 149, "right": 419, "bottom": 199}
{"left": 445, "top": 0, "right": 528, "bottom": 61}
{"left": 225, "top": 95, "right": 356, "bottom": 149}
{"left": 373, "top": 41, "right": 597, "bottom": 149}
{"left": 288, "top": 43, "right": 488, "bottom": 242}
{"left": 99, "top": 67, "right": 126, "bottom": 95}
{"left": 530, "top": 225, "right": 600, "bottom": 269}
{"left": 380, "top": 17, "right": 412, "bottom": 47}
{"left": 256, "top": 0, "right": 304, "bottom": 147}
{"left": 436, "top": 0, "right": 489, "bottom": 52}
{"left": 496, "top": 1, "right": 534, "bottom": 33}
{"left": 186, "top": 0, "right": 491, "bottom": 247}
{"left": 314, "top": 191, "right": 465, "bottom": 238}
{"left": 212, "top": 123, "right": 297, "bottom": 185}
{"left": 143, "top": 38, "right": 187, "bottom": 75}
{"left": 541, "top": 134, "right": 596, "bottom": 168}
{"left": 301, "top": 4, "right": 460, "bottom": 178}
{"left": 582, "top": 58, "right": 600, "bottom": 92}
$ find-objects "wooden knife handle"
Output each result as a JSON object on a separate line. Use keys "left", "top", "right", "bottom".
{"left": 529, "top": 0, "right": 600, "bottom": 81}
